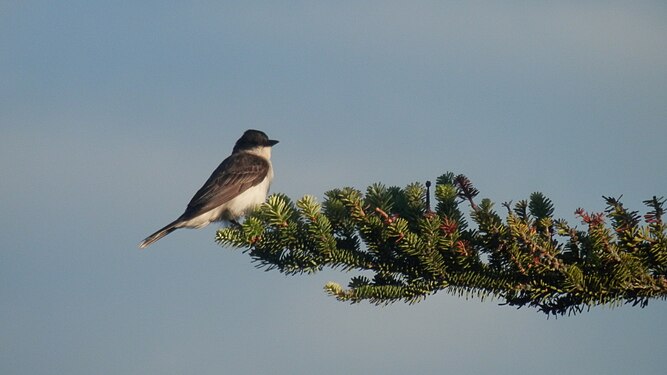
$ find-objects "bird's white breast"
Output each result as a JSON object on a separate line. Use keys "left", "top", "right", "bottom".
{"left": 223, "top": 172, "right": 272, "bottom": 219}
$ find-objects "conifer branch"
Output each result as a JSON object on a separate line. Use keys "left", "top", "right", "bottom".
{"left": 215, "top": 172, "right": 667, "bottom": 316}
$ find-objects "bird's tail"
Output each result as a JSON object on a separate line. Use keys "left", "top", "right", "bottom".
{"left": 139, "top": 221, "right": 180, "bottom": 249}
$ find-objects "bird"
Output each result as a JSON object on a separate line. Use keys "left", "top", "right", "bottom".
{"left": 139, "top": 129, "right": 279, "bottom": 249}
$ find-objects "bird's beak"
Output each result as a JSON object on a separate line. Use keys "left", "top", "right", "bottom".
{"left": 267, "top": 139, "right": 279, "bottom": 146}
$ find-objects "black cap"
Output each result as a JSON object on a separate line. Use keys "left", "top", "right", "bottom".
{"left": 234, "top": 129, "right": 278, "bottom": 152}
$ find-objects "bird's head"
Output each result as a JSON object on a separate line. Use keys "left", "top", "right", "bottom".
{"left": 233, "top": 130, "right": 279, "bottom": 156}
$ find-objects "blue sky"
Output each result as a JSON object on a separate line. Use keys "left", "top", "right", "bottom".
{"left": 2, "top": 2, "right": 666, "bottom": 374}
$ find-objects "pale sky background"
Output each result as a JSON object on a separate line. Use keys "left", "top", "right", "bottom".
{"left": 2, "top": 2, "right": 666, "bottom": 374}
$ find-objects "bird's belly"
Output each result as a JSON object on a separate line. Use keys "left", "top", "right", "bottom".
{"left": 223, "top": 178, "right": 271, "bottom": 219}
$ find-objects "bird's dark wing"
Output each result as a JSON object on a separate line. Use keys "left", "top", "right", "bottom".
{"left": 181, "top": 153, "right": 270, "bottom": 219}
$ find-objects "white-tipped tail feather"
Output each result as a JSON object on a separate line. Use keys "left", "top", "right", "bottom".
{"left": 138, "top": 221, "right": 179, "bottom": 249}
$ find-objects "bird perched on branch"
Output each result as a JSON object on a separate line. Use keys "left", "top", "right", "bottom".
{"left": 139, "top": 129, "right": 278, "bottom": 248}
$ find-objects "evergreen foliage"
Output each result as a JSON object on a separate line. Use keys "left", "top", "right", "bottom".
{"left": 216, "top": 173, "right": 667, "bottom": 316}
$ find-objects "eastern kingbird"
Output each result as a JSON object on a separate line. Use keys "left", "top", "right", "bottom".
{"left": 139, "top": 129, "right": 278, "bottom": 249}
